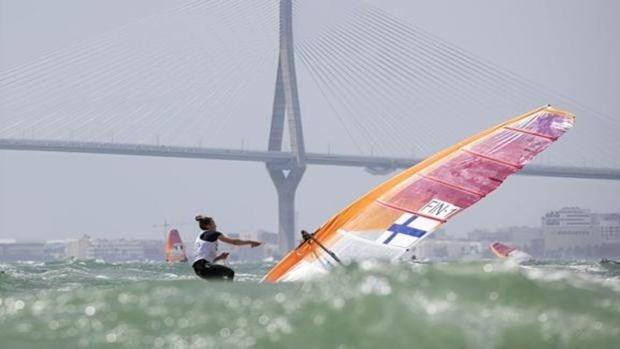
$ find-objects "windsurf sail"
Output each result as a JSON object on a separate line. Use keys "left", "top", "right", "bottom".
{"left": 165, "top": 229, "right": 188, "bottom": 263}
{"left": 489, "top": 241, "right": 532, "bottom": 263}
{"left": 262, "top": 106, "right": 574, "bottom": 282}
{"left": 489, "top": 242, "right": 516, "bottom": 258}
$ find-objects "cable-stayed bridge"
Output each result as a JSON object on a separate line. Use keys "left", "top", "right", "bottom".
{"left": 1, "top": 0, "right": 619, "bottom": 252}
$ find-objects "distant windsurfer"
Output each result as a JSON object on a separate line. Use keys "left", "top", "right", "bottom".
{"left": 192, "top": 215, "right": 262, "bottom": 281}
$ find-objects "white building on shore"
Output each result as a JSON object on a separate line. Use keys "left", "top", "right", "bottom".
{"left": 542, "top": 207, "right": 620, "bottom": 258}
{"left": 86, "top": 239, "right": 159, "bottom": 261}
{"left": 65, "top": 235, "right": 92, "bottom": 259}
{"left": 0, "top": 241, "right": 46, "bottom": 261}
{"left": 413, "top": 238, "right": 484, "bottom": 260}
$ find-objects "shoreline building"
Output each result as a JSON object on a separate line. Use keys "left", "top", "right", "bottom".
{"left": 86, "top": 239, "right": 163, "bottom": 261}
{"left": 65, "top": 235, "right": 92, "bottom": 259}
{"left": 0, "top": 241, "right": 46, "bottom": 261}
{"left": 592, "top": 213, "right": 620, "bottom": 257}
{"left": 414, "top": 238, "right": 484, "bottom": 260}
{"left": 542, "top": 207, "right": 620, "bottom": 258}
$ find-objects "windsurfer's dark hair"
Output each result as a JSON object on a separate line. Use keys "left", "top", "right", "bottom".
{"left": 195, "top": 215, "right": 214, "bottom": 230}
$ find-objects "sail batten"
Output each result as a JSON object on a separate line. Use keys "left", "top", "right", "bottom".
{"left": 376, "top": 200, "right": 447, "bottom": 223}
{"left": 504, "top": 126, "right": 558, "bottom": 141}
{"left": 418, "top": 173, "right": 486, "bottom": 197}
{"left": 262, "top": 106, "right": 575, "bottom": 282}
{"left": 461, "top": 149, "right": 523, "bottom": 169}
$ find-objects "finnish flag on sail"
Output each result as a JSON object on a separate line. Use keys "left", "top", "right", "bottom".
{"left": 376, "top": 213, "right": 440, "bottom": 248}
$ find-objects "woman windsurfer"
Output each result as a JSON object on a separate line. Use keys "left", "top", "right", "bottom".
{"left": 192, "top": 215, "right": 262, "bottom": 281}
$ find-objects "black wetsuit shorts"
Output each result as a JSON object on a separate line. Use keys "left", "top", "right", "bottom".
{"left": 192, "top": 259, "right": 234, "bottom": 280}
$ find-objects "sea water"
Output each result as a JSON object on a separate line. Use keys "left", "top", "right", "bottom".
{"left": 1, "top": 259, "right": 619, "bottom": 348}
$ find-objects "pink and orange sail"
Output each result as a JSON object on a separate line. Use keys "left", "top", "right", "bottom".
{"left": 262, "top": 106, "right": 574, "bottom": 282}
{"left": 489, "top": 242, "right": 517, "bottom": 258}
{"left": 165, "top": 229, "right": 188, "bottom": 263}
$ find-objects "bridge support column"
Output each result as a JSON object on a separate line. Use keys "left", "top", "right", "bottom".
{"left": 267, "top": 0, "right": 306, "bottom": 254}
{"left": 268, "top": 167, "right": 304, "bottom": 253}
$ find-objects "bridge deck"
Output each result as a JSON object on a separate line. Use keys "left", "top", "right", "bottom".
{"left": 1, "top": 138, "right": 618, "bottom": 180}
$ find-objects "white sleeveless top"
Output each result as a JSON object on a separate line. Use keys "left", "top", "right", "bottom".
{"left": 193, "top": 231, "right": 220, "bottom": 263}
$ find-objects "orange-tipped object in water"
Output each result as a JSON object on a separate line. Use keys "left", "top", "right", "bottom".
{"left": 165, "top": 229, "right": 188, "bottom": 263}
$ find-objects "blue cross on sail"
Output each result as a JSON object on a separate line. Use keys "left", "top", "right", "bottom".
{"left": 376, "top": 212, "right": 441, "bottom": 248}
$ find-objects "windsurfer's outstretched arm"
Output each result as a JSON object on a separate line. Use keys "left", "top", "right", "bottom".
{"left": 218, "top": 235, "right": 261, "bottom": 247}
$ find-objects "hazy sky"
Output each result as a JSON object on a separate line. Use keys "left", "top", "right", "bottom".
{"left": 1, "top": 0, "right": 619, "bottom": 243}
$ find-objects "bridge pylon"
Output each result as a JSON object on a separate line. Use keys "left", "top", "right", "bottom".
{"left": 267, "top": 0, "right": 306, "bottom": 254}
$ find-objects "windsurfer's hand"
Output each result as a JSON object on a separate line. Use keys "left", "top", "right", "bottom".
{"left": 215, "top": 252, "right": 229, "bottom": 262}
{"left": 249, "top": 241, "right": 261, "bottom": 248}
